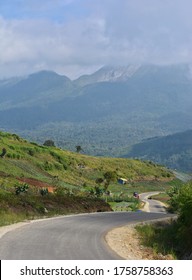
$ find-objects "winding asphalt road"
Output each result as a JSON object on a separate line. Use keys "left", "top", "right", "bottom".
{"left": 0, "top": 210, "right": 174, "bottom": 260}
{"left": 139, "top": 192, "right": 167, "bottom": 213}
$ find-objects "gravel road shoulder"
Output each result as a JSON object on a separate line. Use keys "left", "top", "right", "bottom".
{"left": 105, "top": 222, "right": 174, "bottom": 260}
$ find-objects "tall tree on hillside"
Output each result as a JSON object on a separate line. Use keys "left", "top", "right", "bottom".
{"left": 103, "top": 171, "right": 117, "bottom": 191}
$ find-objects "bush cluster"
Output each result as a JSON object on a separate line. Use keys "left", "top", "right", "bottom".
{"left": 15, "top": 183, "right": 29, "bottom": 195}
{"left": 168, "top": 183, "right": 192, "bottom": 258}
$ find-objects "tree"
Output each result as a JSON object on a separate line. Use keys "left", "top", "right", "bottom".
{"left": 95, "top": 177, "right": 104, "bottom": 185}
{"left": 103, "top": 171, "right": 117, "bottom": 191}
{"left": 76, "top": 145, "right": 83, "bottom": 153}
{"left": 43, "top": 140, "right": 55, "bottom": 147}
{"left": 167, "top": 182, "right": 192, "bottom": 256}
{"left": 167, "top": 185, "right": 180, "bottom": 212}
{"left": 94, "top": 186, "right": 105, "bottom": 197}
{"left": 0, "top": 148, "right": 7, "bottom": 158}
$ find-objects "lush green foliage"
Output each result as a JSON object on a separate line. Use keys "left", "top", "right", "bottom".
{"left": 168, "top": 182, "right": 192, "bottom": 257}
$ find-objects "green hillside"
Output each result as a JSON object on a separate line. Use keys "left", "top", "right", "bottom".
{"left": 0, "top": 131, "right": 175, "bottom": 226}
{"left": 123, "top": 130, "right": 192, "bottom": 172}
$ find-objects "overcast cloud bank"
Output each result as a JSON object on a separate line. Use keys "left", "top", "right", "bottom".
{"left": 0, "top": 0, "right": 192, "bottom": 79}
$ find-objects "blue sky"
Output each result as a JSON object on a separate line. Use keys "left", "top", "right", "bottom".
{"left": 0, "top": 0, "right": 89, "bottom": 21}
{"left": 0, "top": 0, "right": 192, "bottom": 78}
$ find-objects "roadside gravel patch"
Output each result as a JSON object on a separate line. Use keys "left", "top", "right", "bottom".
{"left": 105, "top": 221, "right": 175, "bottom": 260}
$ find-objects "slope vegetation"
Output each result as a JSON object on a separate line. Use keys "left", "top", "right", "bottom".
{"left": 0, "top": 131, "right": 175, "bottom": 225}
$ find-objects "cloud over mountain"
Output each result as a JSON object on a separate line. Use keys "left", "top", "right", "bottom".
{"left": 1, "top": 0, "right": 192, "bottom": 78}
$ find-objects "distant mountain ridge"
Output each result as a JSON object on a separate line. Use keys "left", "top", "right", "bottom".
{"left": 0, "top": 63, "right": 192, "bottom": 162}
{"left": 0, "top": 70, "right": 74, "bottom": 109}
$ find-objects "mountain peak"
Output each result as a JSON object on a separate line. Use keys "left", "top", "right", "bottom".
{"left": 74, "top": 64, "right": 141, "bottom": 86}
{"left": 29, "top": 70, "right": 71, "bottom": 81}
{"left": 95, "top": 64, "right": 142, "bottom": 81}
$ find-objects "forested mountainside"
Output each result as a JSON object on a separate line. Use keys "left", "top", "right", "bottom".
{"left": 0, "top": 64, "right": 192, "bottom": 158}
{"left": 123, "top": 130, "right": 192, "bottom": 172}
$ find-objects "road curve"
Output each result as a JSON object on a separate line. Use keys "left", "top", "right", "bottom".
{"left": 139, "top": 192, "right": 167, "bottom": 213}
{"left": 0, "top": 212, "right": 174, "bottom": 260}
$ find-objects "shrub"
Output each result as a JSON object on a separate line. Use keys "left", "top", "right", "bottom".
{"left": 43, "top": 140, "right": 55, "bottom": 147}
{"left": 12, "top": 134, "right": 21, "bottom": 141}
{"left": 0, "top": 148, "right": 7, "bottom": 158}
{"left": 167, "top": 185, "right": 180, "bottom": 212}
{"left": 174, "top": 184, "right": 192, "bottom": 255}
{"left": 54, "top": 162, "right": 63, "bottom": 170}
{"left": 15, "top": 183, "right": 29, "bottom": 195}
{"left": 166, "top": 182, "right": 192, "bottom": 258}
{"left": 8, "top": 145, "right": 15, "bottom": 150}
{"left": 44, "top": 161, "right": 53, "bottom": 171}
{"left": 28, "top": 149, "right": 35, "bottom": 156}
{"left": 40, "top": 188, "right": 49, "bottom": 196}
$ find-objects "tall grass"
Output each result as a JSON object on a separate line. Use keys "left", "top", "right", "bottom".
{"left": 0, "top": 211, "right": 27, "bottom": 226}
{"left": 136, "top": 221, "right": 177, "bottom": 258}
{"left": 136, "top": 182, "right": 192, "bottom": 259}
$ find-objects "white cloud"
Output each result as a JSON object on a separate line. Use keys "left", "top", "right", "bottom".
{"left": 0, "top": 14, "right": 108, "bottom": 78}
{"left": 1, "top": 0, "right": 192, "bottom": 79}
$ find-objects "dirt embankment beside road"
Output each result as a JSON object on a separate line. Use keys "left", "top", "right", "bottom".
{"left": 105, "top": 223, "right": 174, "bottom": 260}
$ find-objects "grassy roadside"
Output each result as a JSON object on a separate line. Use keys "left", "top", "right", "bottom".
{"left": 135, "top": 220, "right": 178, "bottom": 259}
{"left": 135, "top": 181, "right": 192, "bottom": 260}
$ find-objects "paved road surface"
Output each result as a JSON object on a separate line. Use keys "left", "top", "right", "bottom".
{"left": 0, "top": 211, "right": 174, "bottom": 260}
{"left": 139, "top": 192, "right": 167, "bottom": 213}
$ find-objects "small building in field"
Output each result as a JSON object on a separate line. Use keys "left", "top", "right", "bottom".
{"left": 118, "top": 178, "right": 128, "bottom": 185}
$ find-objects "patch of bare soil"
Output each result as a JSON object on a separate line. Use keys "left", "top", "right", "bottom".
{"left": 18, "top": 177, "right": 55, "bottom": 192}
{"left": 105, "top": 225, "right": 174, "bottom": 260}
